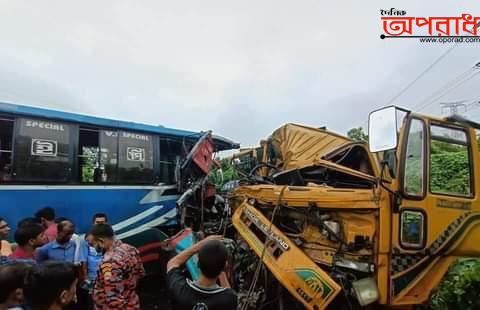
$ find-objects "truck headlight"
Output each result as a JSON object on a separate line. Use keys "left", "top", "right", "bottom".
{"left": 351, "top": 277, "right": 379, "bottom": 306}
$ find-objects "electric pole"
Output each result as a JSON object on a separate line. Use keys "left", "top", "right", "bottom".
{"left": 440, "top": 100, "right": 467, "bottom": 116}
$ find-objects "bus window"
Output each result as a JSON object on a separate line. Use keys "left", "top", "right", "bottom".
{"left": 159, "top": 138, "right": 183, "bottom": 184}
{"left": 99, "top": 130, "right": 118, "bottom": 183}
{"left": 13, "top": 118, "right": 72, "bottom": 182}
{"left": 0, "top": 117, "right": 14, "bottom": 182}
{"left": 78, "top": 127, "right": 100, "bottom": 183}
{"left": 77, "top": 128, "right": 118, "bottom": 183}
{"left": 117, "top": 131, "right": 154, "bottom": 183}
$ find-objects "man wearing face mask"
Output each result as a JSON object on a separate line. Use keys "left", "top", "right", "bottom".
{"left": 85, "top": 214, "right": 109, "bottom": 286}
{"left": 89, "top": 224, "right": 145, "bottom": 310}
{"left": 24, "top": 261, "right": 78, "bottom": 310}
{"left": 81, "top": 214, "right": 109, "bottom": 310}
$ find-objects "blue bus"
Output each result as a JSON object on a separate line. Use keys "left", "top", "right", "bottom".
{"left": 0, "top": 102, "right": 238, "bottom": 271}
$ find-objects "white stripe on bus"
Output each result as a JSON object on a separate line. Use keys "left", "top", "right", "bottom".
{"left": 111, "top": 196, "right": 177, "bottom": 231}
{"left": 112, "top": 205, "right": 163, "bottom": 231}
{"left": 140, "top": 187, "right": 174, "bottom": 204}
{"left": 116, "top": 208, "right": 176, "bottom": 239}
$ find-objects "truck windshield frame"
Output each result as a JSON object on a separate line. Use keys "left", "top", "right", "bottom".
{"left": 400, "top": 116, "right": 427, "bottom": 200}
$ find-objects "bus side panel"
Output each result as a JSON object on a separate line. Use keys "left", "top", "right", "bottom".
{"left": 0, "top": 186, "right": 178, "bottom": 273}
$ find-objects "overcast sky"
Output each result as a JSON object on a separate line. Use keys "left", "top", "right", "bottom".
{"left": 0, "top": 1, "right": 479, "bottom": 148}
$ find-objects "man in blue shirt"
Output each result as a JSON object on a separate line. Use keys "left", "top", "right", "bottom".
{"left": 36, "top": 220, "right": 87, "bottom": 271}
{"left": 36, "top": 220, "right": 88, "bottom": 309}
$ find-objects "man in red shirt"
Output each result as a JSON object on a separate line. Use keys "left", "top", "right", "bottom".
{"left": 34, "top": 207, "right": 57, "bottom": 242}
{"left": 10, "top": 223, "right": 46, "bottom": 262}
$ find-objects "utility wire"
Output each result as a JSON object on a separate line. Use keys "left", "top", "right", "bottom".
{"left": 417, "top": 69, "right": 480, "bottom": 112}
{"left": 388, "top": 22, "right": 480, "bottom": 109}
{"left": 356, "top": 45, "right": 460, "bottom": 130}
{"left": 385, "top": 44, "right": 459, "bottom": 107}
{"left": 413, "top": 67, "right": 475, "bottom": 111}
{"left": 466, "top": 101, "right": 480, "bottom": 113}
{"left": 466, "top": 101, "right": 479, "bottom": 109}
{"left": 357, "top": 22, "right": 480, "bottom": 129}
{"left": 358, "top": 65, "right": 478, "bottom": 129}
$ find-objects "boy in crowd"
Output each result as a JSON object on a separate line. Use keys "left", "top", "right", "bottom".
{"left": 24, "top": 262, "right": 78, "bottom": 310}
{"left": 166, "top": 235, "right": 237, "bottom": 310}
{"left": 34, "top": 207, "right": 57, "bottom": 242}
{"left": 92, "top": 213, "right": 108, "bottom": 225}
{"left": 11, "top": 223, "right": 46, "bottom": 262}
{"left": 0, "top": 262, "right": 32, "bottom": 310}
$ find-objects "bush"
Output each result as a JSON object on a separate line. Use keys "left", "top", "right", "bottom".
{"left": 430, "top": 151, "right": 470, "bottom": 196}
{"left": 425, "top": 259, "right": 480, "bottom": 310}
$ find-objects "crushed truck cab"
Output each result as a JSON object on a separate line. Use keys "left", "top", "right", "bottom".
{"left": 228, "top": 107, "right": 480, "bottom": 309}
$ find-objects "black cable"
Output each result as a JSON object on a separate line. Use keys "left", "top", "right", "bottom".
{"left": 240, "top": 186, "right": 287, "bottom": 310}
{"left": 385, "top": 44, "right": 460, "bottom": 108}
{"left": 417, "top": 70, "right": 480, "bottom": 112}
{"left": 414, "top": 68, "right": 476, "bottom": 111}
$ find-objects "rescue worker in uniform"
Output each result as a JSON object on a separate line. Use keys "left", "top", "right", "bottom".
{"left": 88, "top": 224, "right": 144, "bottom": 310}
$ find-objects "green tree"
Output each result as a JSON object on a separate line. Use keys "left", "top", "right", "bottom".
{"left": 425, "top": 259, "right": 480, "bottom": 310}
{"left": 208, "top": 158, "right": 240, "bottom": 189}
{"left": 347, "top": 127, "right": 368, "bottom": 142}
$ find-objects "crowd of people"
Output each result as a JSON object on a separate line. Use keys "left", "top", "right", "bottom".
{"left": 0, "top": 207, "right": 237, "bottom": 310}
{"left": 0, "top": 208, "right": 145, "bottom": 310}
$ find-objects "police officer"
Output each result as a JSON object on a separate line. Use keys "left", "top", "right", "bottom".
{"left": 88, "top": 224, "right": 144, "bottom": 310}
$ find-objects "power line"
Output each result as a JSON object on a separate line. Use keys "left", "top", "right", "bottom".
{"left": 416, "top": 67, "right": 480, "bottom": 112}
{"left": 466, "top": 101, "right": 479, "bottom": 109}
{"left": 413, "top": 67, "right": 475, "bottom": 110}
{"left": 386, "top": 22, "right": 480, "bottom": 109}
{"left": 357, "top": 23, "right": 480, "bottom": 129}
{"left": 356, "top": 44, "right": 460, "bottom": 130}
{"left": 384, "top": 44, "right": 459, "bottom": 107}
{"left": 466, "top": 101, "right": 480, "bottom": 113}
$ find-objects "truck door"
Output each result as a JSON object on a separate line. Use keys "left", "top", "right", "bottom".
{"left": 390, "top": 115, "right": 476, "bottom": 304}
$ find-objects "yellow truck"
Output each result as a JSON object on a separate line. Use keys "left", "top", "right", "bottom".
{"left": 228, "top": 106, "right": 480, "bottom": 309}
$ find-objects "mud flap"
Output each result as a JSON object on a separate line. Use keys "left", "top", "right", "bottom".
{"left": 233, "top": 201, "right": 341, "bottom": 310}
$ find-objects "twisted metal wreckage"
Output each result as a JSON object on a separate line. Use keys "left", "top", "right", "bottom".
{"left": 163, "top": 107, "right": 480, "bottom": 310}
